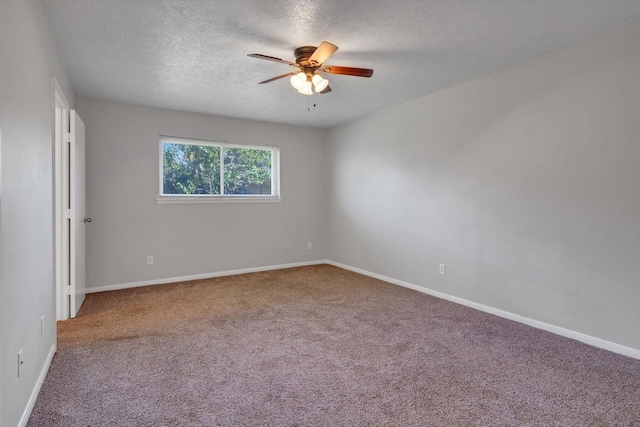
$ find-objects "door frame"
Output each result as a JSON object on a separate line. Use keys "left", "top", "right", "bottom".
{"left": 53, "top": 78, "right": 70, "bottom": 321}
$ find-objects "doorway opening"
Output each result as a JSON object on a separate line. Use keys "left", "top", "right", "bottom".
{"left": 54, "top": 79, "right": 86, "bottom": 320}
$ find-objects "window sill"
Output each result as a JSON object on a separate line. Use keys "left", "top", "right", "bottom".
{"left": 156, "top": 196, "right": 282, "bottom": 204}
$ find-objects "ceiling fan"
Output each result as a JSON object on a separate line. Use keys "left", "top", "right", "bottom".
{"left": 248, "top": 41, "right": 374, "bottom": 95}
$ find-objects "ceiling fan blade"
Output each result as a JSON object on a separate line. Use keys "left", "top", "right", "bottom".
{"left": 321, "top": 66, "right": 374, "bottom": 78}
{"left": 258, "top": 72, "right": 297, "bottom": 84}
{"left": 318, "top": 85, "right": 332, "bottom": 94}
{"left": 309, "top": 41, "right": 338, "bottom": 66}
{"left": 248, "top": 53, "right": 297, "bottom": 67}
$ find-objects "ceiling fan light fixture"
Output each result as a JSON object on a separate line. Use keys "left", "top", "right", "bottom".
{"left": 290, "top": 72, "right": 307, "bottom": 90}
{"left": 312, "top": 73, "right": 329, "bottom": 92}
{"left": 298, "top": 80, "right": 313, "bottom": 95}
{"left": 249, "top": 41, "right": 373, "bottom": 95}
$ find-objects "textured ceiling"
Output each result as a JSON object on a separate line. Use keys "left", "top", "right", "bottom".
{"left": 41, "top": 0, "right": 640, "bottom": 128}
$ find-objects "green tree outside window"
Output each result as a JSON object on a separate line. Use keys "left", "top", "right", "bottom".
{"left": 162, "top": 140, "right": 274, "bottom": 196}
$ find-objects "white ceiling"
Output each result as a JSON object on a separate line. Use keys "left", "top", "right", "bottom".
{"left": 41, "top": 0, "right": 640, "bottom": 128}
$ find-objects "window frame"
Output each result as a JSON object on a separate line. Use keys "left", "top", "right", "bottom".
{"left": 157, "top": 136, "right": 281, "bottom": 204}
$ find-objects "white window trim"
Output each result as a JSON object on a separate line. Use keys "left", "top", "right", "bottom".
{"left": 157, "top": 136, "right": 281, "bottom": 204}
{"left": 156, "top": 196, "right": 282, "bottom": 204}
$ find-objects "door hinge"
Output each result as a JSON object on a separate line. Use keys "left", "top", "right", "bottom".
{"left": 64, "top": 132, "right": 71, "bottom": 143}
{"left": 63, "top": 209, "right": 72, "bottom": 219}
{"left": 64, "top": 285, "right": 72, "bottom": 296}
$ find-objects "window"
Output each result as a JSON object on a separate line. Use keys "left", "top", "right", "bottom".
{"left": 159, "top": 136, "right": 279, "bottom": 201}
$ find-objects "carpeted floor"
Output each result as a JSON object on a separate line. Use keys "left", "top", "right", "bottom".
{"left": 28, "top": 265, "right": 640, "bottom": 426}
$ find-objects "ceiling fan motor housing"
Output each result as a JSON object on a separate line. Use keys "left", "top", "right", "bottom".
{"left": 294, "top": 46, "right": 319, "bottom": 67}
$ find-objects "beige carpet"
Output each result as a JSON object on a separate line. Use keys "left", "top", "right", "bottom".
{"left": 28, "top": 265, "right": 640, "bottom": 426}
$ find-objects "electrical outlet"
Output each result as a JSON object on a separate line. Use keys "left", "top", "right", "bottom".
{"left": 439, "top": 264, "right": 446, "bottom": 275}
{"left": 41, "top": 315, "right": 44, "bottom": 337}
{"left": 147, "top": 256, "right": 153, "bottom": 265}
{"left": 18, "top": 349, "right": 24, "bottom": 377}
{"left": 307, "top": 242, "right": 312, "bottom": 250}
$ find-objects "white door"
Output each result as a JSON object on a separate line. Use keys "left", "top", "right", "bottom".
{"left": 69, "top": 110, "right": 87, "bottom": 317}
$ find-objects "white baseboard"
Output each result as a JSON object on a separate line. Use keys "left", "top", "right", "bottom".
{"left": 19, "top": 344, "right": 56, "bottom": 427}
{"left": 86, "top": 260, "right": 329, "bottom": 294}
{"left": 327, "top": 260, "right": 640, "bottom": 360}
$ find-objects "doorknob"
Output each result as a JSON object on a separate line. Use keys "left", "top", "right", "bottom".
{"left": 84, "top": 217, "right": 92, "bottom": 223}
